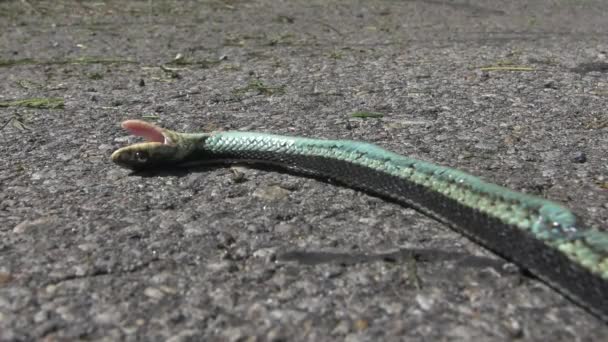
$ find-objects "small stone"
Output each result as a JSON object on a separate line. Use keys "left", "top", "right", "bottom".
{"left": 572, "top": 151, "right": 587, "bottom": 163}
{"left": 380, "top": 301, "right": 403, "bottom": 315}
{"left": 160, "top": 286, "right": 177, "bottom": 294}
{"left": 354, "top": 319, "right": 369, "bottom": 331}
{"left": 252, "top": 247, "right": 277, "bottom": 261}
{"left": 143, "top": 287, "right": 164, "bottom": 299}
{"left": 477, "top": 70, "right": 490, "bottom": 81}
{"left": 77, "top": 243, "right": 98, "bottom": 252}
{"left": 543, "top": 80, "right": 558, "bottom": 89}
{"left": 502, "top": 262, "right": 521, "bottom": 274}
{"left": 229, "top": 167, "right": 247, "bottom": 183}
{"left": 415, "top": 294, "right": 434, "bottom": 311}
{"left": 45, "top": 284, "right": 57, "bottom": 294}
{"left": 55, "top": 305, "right": 75, "bottom": 321}
{"left": 505, "top": 317, "right": 524, "bottom": 339}
{"left": 0, "top": 272, "right": 12, "bottom": 284}
{"left": 33, "top": 310, "right": 48, "bottom": 323}
{"left": 207, "top": 260, "right": 237, "bottom": 273}
{"left": 94, "top": 309, "right": 121, "bottom": 324}
{"left": 232, "top": 245, "right": 250, "bottom": 260}
{"left": 114, "top": 136, "right": 130, "bottom": 143}
{"left": 98, "top": 144, "right": 112, "bottom": 151}
{"left": 56, "top": 152, "right": 74, "bottom": 161}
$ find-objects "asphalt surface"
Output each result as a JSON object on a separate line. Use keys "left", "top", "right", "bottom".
{"left": 1, "top": 0, "right": 607, "bottom": 340}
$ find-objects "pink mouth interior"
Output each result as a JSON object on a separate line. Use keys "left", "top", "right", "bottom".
{"left": 121, "top": 120, "right": 166, "bottom": 143}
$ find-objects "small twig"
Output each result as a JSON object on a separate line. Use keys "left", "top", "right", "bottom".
{"left": 311, "top": 19, "right": 343, "bottom": 36}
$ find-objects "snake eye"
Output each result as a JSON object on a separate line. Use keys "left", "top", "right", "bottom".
{"left": 134, "top": 151, "right": 148, "bottom": 163}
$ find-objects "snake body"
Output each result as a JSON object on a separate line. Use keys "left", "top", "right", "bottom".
{"left": 112, "top": 120, "right": 608, "bottom": 321}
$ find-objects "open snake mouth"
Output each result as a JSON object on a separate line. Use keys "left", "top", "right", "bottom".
{"left": 120, "top": 120, "right": 173, "bottom": 145}
{"left": 110, "top": 120, "right": 177, "bottom": 168}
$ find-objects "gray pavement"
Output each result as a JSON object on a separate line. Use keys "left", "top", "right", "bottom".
{"left": 1, "top": 0, "right": 607, "bottom": 340}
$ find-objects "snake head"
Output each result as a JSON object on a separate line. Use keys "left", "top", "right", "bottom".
{"left": 111, "top": 120, "right": 184, "bottom": 170}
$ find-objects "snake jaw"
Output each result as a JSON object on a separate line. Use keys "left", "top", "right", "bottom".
{"left": 111, "top": 120, "right": 181, "bottom": 169}
{"left": 121, "top": 119, "right": 170, "bottom": 145}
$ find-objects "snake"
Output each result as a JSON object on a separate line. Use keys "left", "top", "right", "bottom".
{"left": 112, "top": 119, "right": 608, "bottom": 321}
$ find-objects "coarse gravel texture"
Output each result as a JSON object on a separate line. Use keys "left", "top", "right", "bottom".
{"left": 1, "top": 0, "right": 608, "bottom": 341}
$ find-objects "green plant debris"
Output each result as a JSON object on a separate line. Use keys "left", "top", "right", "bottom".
{"left": 268, "top": 33, "right": 295, "bottom": 46}
{"left": 479, "top": 66, "right": 534, "bottom": 72}
{"left": 312, "top": 19, "right": 343, "bottom": 36}
{"left": 233, "top": 79, "right": 285, "bottom": 96}
{"left": 67, "top": 57, "right": 137, "bottom": 65}
{"left": 0, "top": 57, "right": 137, "bottom": 68}
{"left": 0, "top": 98, "right": 64, "bottom": 109}
{"left": 0, "top": 58, "right": 37, "bottom": 67}
{"left": 351, "top": 111, "right": 384, "bottom": 119}
{"left": 222, "top": 64, "right": 242, "bottom": 71}
{"left": 0, "top": 115, "right": 30, "bottom": 131}
{"left": 406, "top": 253, "right": 422, "bottom": 290}
{"left": 224, "top": 35, "right": 246, "bottom": 47}
{"left": 158, "top": 65, "right": 183, "bottom": 79}
{"left": 15, "top": 79, "right": 42, "bottom": 89}
{"left": 328, "top": 50, "right": 343, "bottom": 59}
{"left": 584, "top": 116, "right": 608, "bottom": 129}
